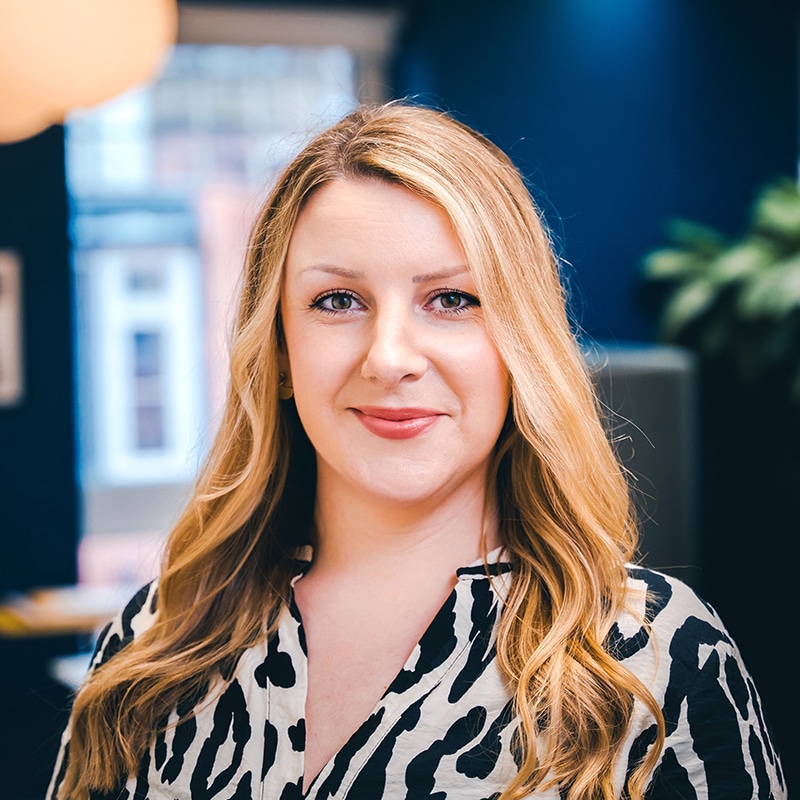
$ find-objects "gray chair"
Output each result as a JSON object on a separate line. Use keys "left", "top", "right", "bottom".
{"left": 587, "top": 343, "right": 701, "bottom": 590}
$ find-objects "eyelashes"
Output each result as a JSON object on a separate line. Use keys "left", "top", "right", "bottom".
{"left": 309, "top": 289, "right": 362, "bottom": 314}
{"left": 309, "top": 288, "right": 481, "bottom": 316}
{"left": 430, "top": 290, "right": 481, "bottom": 313}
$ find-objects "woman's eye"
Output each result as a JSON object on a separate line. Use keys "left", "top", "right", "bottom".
{"left": 329, "top": 294, "right": 353, "bottom": 310}
{"left": 311, "top": 291, "right": 361, "bottom": 313}
{"left": 440, "top": 292, "right": 462, "bottom": 308}
{"left": 430, "top": 290, "right": 480, "bottom": 313}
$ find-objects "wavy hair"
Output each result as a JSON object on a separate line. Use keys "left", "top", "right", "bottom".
{"left": 59, "top": 102, "right": 664, "bottom": 800}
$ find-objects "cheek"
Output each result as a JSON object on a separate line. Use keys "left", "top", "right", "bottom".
{"left": 284, "top": 322, "right": 322, "bottom": 382}
{"left": 468, "top": 337, "right": 509, "bottom": 393}
{"left": 479, "top": 350, "right": 511, "bottom": 431}
{"left": 448, "top": 338, "right": 510, "bottom": 421}
{"left": 286, "top": 327, "right": 354, "bottom": 408}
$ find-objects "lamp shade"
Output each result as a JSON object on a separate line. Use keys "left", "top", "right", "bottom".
{"left": 0, "top": 0, "right": 178, "bottom": 143}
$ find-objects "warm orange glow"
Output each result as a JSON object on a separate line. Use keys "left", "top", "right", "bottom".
{"left": 0, "top": 0, "right": 178, "bottom": 144}
{"left": 0, "top": 93, "right": 57, "bottom": 144}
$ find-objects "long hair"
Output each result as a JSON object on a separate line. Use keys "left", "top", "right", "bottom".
{"left": 59, "top": 102, "right": 664, "bottom": 800}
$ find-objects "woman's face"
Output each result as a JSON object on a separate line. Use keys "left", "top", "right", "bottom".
{"left": 280, "top": 178, "right": 510, "bottom": 509}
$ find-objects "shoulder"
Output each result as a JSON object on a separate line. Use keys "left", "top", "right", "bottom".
{"left": 615, "top": 567, "right": 788, "bottom": 798}
{"left": 90, "top": 580, "right": 159, "bottom": 670}
{"left": 609, "top": 566, "right": 750, "bottom": 719}
{"left": 616, "top": 565, "right": 730, "bottom": 653}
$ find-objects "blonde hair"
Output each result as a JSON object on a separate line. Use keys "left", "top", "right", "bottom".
{"left": 59, "top": 102, "right": 664, "bottom": 800}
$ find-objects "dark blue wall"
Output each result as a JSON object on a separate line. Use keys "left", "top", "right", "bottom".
{"left": 393, "top": 0, "right": 799, "bottom": 779}
{"left": 394, "top": 0, "right": 798, "bottom": 342}
{"left": 0, "top": 125, "right": 78, "bottom": 799}
{"left": 0, "top": 124, "right": 77, "bottom": 591}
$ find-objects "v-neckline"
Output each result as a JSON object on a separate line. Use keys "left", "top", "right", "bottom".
{"left": 265, "top": 549, "right": 512, "bottom": 799}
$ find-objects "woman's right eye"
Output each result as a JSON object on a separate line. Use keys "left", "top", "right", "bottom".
{"left": 310, "top": 290, "right": 362, "bottom": 313}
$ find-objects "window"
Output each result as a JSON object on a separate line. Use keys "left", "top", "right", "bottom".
{"left": 68, "top": 5, "right": 401, "bottom": 586}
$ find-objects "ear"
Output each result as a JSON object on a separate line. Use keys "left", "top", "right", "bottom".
{"left": 277, "top": 350, "right": 291, "bottom": 384}
{"left": 275, "top": 306, "right": 291, "bottom": 381}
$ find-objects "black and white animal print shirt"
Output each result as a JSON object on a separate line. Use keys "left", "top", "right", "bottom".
{"left": 48, "top": 551, "right": 786, "bottom": 800}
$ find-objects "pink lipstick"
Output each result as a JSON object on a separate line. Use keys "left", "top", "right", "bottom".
{"left": 353, "top": 406, "right": 442, "bottom": 440}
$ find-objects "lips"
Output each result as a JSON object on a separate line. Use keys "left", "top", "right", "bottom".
{"left": 352, "top": 406, "right": 443, "bottom": 440}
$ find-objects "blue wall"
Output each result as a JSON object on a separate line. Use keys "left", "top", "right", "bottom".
{"left": 393, "top": 0, "right": 799, "bottom": 776}
{"left": 394, "top": 0, "right": 798, "bottom": 341}
{"left": 0, "top": 124, "right": 78, "bottom": 798}
{"left": 0, "top": 125, "right": 77, "bottom": 592}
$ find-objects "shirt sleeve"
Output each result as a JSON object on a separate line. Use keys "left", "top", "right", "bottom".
{"left": 642, "top": 585, "right": 787, "bottom": 800}
{"left": 46, "top": 581, "right": 159, "bottom": 800}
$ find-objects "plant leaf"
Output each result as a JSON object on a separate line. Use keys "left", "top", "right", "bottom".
{"left": 642, "top": 247, "right": 707, "bottom": 279}
{"left": 665, "top": 218, "right": 727, "bottom": 255}
{"left": 708, "top": 238, "right": 774, "bottom": 284}
{"left": 738, "top": 253, "right": 800, "bottom": 318}
{"left": 752, "top": 179, "right": 800, "bottom": 239}
{"left": 659, "top": 280, "right": 718, "bottom": 341}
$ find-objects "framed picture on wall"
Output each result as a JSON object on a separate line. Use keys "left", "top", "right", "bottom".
{"left": 0, "top": 249, "right": 24, "bottom": 407}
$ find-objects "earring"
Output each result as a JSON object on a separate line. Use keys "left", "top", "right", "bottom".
{"left": 278, "top": 372, "right": 294, "bottom": 401}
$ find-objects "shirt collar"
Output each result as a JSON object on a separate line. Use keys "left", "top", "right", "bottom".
{"left": 289, "top": 544, "right": 513, "bottom": 584}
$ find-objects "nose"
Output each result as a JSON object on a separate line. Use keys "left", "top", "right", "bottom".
{"left": 361, "top": 307, "right": 427, "bottom": 386}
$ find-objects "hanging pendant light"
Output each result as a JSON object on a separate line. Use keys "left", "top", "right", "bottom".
{"left": 0, "top": 0, "right": 178, "bottom": 143}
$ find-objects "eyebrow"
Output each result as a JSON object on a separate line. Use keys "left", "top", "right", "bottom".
{"left": 300, "top": 265, "right": 362, "bottom": 279}
{"left": 412, "top": 266, "right": 470, "bottom": 284}
{"left": 299, "top": 264, "right": 470, "bottom": 283}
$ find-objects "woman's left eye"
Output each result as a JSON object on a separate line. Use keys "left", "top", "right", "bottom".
{"left": 428, "top": 290, "right": 480, "bottom": 313}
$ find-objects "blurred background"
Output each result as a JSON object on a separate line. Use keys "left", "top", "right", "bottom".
{"left": 0, "top": 0, "right": 796, "bottom": 796}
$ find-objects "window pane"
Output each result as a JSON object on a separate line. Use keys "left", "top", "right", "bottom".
{"left": 68, "top": 42, "right": 357, "bottom": 585}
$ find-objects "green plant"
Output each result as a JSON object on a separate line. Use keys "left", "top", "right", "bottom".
{"left": 642, "top": 176, "right": 800, "bottom": 399}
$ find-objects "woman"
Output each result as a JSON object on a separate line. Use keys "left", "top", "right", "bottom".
{"left": 50, "top": 102, "right": 785, "bottom": 800}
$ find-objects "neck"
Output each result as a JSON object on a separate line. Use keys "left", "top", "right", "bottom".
{"left": 309, "top": 469, "right": 498, "bottom": 580}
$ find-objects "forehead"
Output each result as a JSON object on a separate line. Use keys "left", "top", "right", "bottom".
{"left": 284, "top": 178, "right": 469, "bottom": 278}
{"left": 296, "top": 177, "right": 448, "bottom": 228}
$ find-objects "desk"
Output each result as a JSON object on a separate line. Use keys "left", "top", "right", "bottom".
{"left": 0, "top": 583, "right": 132, "bottom": 638}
